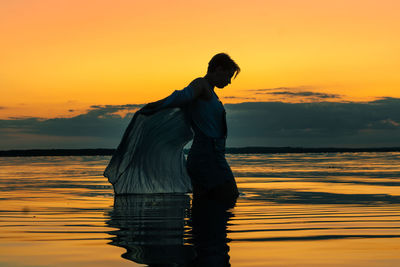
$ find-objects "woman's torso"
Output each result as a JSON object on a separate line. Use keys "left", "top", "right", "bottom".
{"left": 190, "top": 86, "right": 226, "bottom": 139}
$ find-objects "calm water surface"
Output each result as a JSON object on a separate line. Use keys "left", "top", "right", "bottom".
{"left": 1, "top": 153, "right": 400, "bottom": 266}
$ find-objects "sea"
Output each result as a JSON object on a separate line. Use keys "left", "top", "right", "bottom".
{"left": 0, "top": 152, "right": 399, "bottom": 266}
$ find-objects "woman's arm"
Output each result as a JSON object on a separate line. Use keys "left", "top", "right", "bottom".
{"left": 139, "top": 78, "right": 208, "bottom": 115}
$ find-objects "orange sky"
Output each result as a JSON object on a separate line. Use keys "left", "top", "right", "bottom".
{"left": 1, "top": 0, "right": 399, "bottom": 119}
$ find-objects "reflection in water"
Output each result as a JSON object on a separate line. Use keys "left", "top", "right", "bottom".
{"left": 106, "top": 194, "right": 194, "bottom": 266}
{"left": 3, "top": 154, "right": 399, "bottom": 266}
{"left": 189, "top": 195, "right": 236, "bottom": 267}
{"left": 106, "top": 194, "right": 235, "bottom": 266}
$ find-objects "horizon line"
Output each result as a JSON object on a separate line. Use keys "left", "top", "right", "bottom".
{"left": 1, "top": 147, "right": 400, "bottom": 157}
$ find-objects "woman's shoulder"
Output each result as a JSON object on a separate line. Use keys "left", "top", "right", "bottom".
{"left": 189, "top": 77, "right": 206, "bottom": 87}
{"left": 189, "top": 77, "right": 212, "bottom": 100}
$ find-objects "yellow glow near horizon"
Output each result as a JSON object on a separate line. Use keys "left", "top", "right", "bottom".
{"left": 1, "top": 0, "right": 400, "bottom": 118}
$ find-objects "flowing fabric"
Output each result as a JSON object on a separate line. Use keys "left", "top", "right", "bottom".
{"left": 103, "top": 108, "right": 193, "bottom": 194}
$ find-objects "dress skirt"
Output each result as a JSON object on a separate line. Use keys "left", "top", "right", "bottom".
{"left": 186, "top": 124, "right": 238, "bottom": 199}
{"left": 103, "top": 108, "right": 193, "bottom": 194}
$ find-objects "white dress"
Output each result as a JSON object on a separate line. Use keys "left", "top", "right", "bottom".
{"left": 103, "top": 108, "right": 193, "bottom": 194}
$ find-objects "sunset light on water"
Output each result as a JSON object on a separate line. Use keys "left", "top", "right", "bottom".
{"left": 1, "top": 154, "right": 400, "bottom": 266}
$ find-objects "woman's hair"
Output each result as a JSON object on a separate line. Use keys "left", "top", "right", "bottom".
{"left": 207, "top": 53, "right": 241, "bottom": 79}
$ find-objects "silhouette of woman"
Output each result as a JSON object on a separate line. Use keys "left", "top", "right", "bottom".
{"left": 104, "top": 53, "right": 240, "bottom": 204}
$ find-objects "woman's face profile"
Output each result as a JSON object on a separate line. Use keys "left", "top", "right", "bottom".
{"left": 214, "top": 67, "right": 235, "bottom": 88}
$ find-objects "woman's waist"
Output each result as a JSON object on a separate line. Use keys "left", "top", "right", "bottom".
{"left": 190, "top": 134, "right": 226, "bottom": 154}
{"left": 192, "top": 119, "right": 225, "bottom": 137}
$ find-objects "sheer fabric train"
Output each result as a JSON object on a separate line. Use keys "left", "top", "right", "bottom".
{"left": 103, "top": 108, "right": 193, "bottom": 194}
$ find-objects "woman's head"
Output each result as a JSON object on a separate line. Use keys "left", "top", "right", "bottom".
{"left": 207, "top": 53, "right": 240, "bottom": 88}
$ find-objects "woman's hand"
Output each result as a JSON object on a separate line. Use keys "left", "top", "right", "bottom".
{"left": 138, "top": 104, "right": 157, "bottom": 116}
{"left": 137, "top": 100, "right": 164, "bottom": 116}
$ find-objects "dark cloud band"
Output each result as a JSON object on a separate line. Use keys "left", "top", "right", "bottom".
{"left": 1, "top": 99, "right": 400, "bottom": 149}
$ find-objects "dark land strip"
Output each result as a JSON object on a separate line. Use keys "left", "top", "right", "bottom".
{"left": 1, "top": 147, "right": 400, "bottom": 157}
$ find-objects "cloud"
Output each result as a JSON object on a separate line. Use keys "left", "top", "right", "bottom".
{"left": 224, "top": 98, "right": 400, "bottom": 147}
{"left": 0, "top": 104, "right": 144, "bottom": 149}
{"left": 246, "top": 87, "right": 299, "bottom": 92}
{"left": 1, "top": 99, "right": 400, "bottom": 149}
{"left": 222, "top": 96, "right": 257, "bottom": 100}
{"left": 264, "top": 91, "right": 341, "bottom": 99}
{"left": 246, "top": 87, "right": 342, "bottom": 101}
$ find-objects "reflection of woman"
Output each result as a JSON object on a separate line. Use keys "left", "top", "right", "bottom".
{"left": 104, "top": 53, "right": 240, "bottom": 204}
{"left": 189, "top": 195, "right": 235, "bottom": 266}
{"left": 106, "top": 194, "right": 234, "bottom": 266}
{"left": 106, "top": 194, "right": 195, "bottom": 265}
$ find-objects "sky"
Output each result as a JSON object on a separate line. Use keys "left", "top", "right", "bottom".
{"left": 1, "top": 0, "right": 400, "bottom": 149}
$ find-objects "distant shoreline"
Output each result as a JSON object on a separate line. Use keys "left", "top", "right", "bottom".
{"left": 1, "top": 147, "right": 400, "bottom": 157}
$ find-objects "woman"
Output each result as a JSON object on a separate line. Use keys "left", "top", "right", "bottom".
{"left": 104, "top": 53, "right": 240, "bottom": 204}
